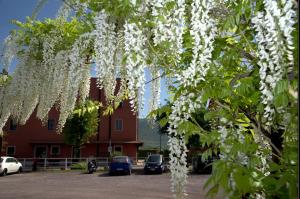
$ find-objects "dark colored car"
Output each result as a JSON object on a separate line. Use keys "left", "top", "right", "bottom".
{"left": 109, "top": 156, "right": 132, "bottom": 175}
{"left": 192, "top": 154, "right": 219, "bottom": 174}
{"left": 144, "top": 154, "right": 167, "bottom": 174}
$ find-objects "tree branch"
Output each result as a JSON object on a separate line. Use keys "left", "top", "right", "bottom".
{"left": 229, "top": 70, "right": 254, "bottom": 88}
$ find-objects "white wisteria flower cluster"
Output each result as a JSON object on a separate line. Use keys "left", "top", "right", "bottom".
{"left": 167, "top": 0, "right": 217, "bottom": 197}
{"left": 0, "top": 29, "right": 93, "bottom": 134}
{"left": 149, "top": 66, "right": 161, "bottom": 113}
{"left": 124, "top": 22, "right": 147, "bottom": 112}
{"left": 57, "top": 0, "right": 89, "bottom": 19}
{"left": 151, "top": 0, "right": 186, "bottom": 59}
{"left": 93, "top": 11, "right": 119, "bottom": 105}
{"left": 0, "top": 34, "right": 18, "bottom": 72}
{"left": 168, "top": 93, "right": 199, "bottom": 199}
{"left": 176, "top": 0, "right": 217, "bottom": 88}
{"left": 252, "top": 0, "right": 296, "bottom": 125}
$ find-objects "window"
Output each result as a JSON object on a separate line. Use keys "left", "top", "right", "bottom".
{"left": 115, "top": 119, "right": 123, "bottom": 131}
{"left": 6, "top": 158, "right": 17, "bottom": 163}
{"left": 48, "top": 119, "right": 55, "bottom": 131}
{"left": 114, "top": 145, "right": 122, "bottom": 153}
{"left": 50, "top": 145, "right": 60, "bottom": 155}
{"left": 9, "top": 119, "right": 17, "bottom": 131}
{"left": 6, "top": 146, "right": 16, "bottom": 156}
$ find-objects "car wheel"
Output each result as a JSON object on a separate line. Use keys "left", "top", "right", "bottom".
{"left": 2, "top": 169, "right": 7, "bottom": 176}
{"left": 18, "top": 167, "right": 23, "bottom": 173}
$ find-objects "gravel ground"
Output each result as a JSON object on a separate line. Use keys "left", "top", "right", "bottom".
{"left": 0, "top": 169, "right": 221, "bottom": 199}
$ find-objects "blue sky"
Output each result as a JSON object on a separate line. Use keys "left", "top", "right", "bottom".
{"left": 0, "top": 0, "right": 169, "bottom": 118}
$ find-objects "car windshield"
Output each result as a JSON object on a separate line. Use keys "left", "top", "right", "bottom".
{"left": 147, "top": 155, "right": 161, "bottom": 163}
{"left": 112, "top": 157, "right": 128, "bottom": 163}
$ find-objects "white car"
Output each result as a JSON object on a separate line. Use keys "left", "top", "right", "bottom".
{"left": 0, "top": 156, "right": 23, "bottom": 176}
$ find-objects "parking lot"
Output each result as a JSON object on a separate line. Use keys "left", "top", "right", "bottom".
{"left": 0, "top": 169, "right": 218, "bottom": 199}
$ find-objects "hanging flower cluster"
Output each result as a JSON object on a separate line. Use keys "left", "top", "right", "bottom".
{"left": 124, "top": 22, "right": 147, "bottom": 112}
{"left": 252, "top": 0, "right": 296, "bottom": 125}
{"left": 57, "top": 33, "right": 93, "bottom": 132}
{"left": 149, "top": 66, "right": 161, "bottom": 113}
{"left": 168, "top": 93, "right": 201, "bottom": 198}
{"left": 93, "top": 11, "right": 118, "bottom": 105}
{"left": 167, "top": 0, "right": 216, "bottom": 197}
{"left": 151, "top": 0, "right": 185, "bottom": 58}
{"left": 57, "top": 0, "right": 89, "bottom": 19}
{"left": 0, "top": 1, "right": 297, "bottom": 199}
{"left": 0, "top": 34, "right": 18, "bottom": 72}
{"left": 176, "top": 0, "right": 217, "bottom": 88}
{"left": 0, "top": 23, "right": 93, "bottom": 134}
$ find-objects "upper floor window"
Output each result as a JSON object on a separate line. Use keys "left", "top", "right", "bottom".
{"left": 115, "top": 119, "right": 123, "bottom": 131}
{"left": 48, "top": 119, "right": 55, "bottom": 131}
{"left": 9, "top": 119, "right": 17, "bottom": 131}
{"left": 6, "top": 146, "right": 16, "bottom": 156}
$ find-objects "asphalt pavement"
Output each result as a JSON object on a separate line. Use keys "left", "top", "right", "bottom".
{"left": 0, "top": 169, "right": 221, "bottom": 199}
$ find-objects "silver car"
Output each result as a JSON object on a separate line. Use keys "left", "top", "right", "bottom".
{"left": 0, "top": 156, "right": 23, "bottom": 176}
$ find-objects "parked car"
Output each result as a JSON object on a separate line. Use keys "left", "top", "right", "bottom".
{"left": 0, "top": 156, "right": 23, "bottom": 176}
{"left": 109, "top": 156, "right": 132, "bottom": 175}
{"left": 192, "top": 154, "right": 219, "bottom": 174}
{"left": 144, "top": 154, "right": 167, "bottom": 174}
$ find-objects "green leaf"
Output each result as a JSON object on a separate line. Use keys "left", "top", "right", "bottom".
{"left": 158, "top": 117, "right": 168, "bottom": 127}
{"left": 274, "top": 92, "right": 289, "bottom": 108}
{"left": 204, "top": 111, "right": 218, "bottom": 121}
{"left": 233, "top": 167, "right": 252, "bottom": 194}
{"left": 274, "top": 80, "right": 288, "bottom": 95}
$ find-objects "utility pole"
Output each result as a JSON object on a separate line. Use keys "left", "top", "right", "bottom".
{"left": 159, "top": 133, "right": 162, "bottom": 153}
{"left": 158, "top": 124, "right": 162, "bottom": 153}
{"left": 96, "top": 88, "right": 101, "bottom": 157}
{"left": 108, "top": 114, "right": 112, "bottom": 157}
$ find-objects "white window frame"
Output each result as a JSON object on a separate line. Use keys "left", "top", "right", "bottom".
{"left": 6, "top": 146, "right": 16, "bottom": 156}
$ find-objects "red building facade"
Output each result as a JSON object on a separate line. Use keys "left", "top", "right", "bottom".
{"left": 0, "top": 78, "right": 142, "bottom": 159}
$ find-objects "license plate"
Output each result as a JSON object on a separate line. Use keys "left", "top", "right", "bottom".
{"left": 116, "top": 168, "right": 123, "bottom": 171}
{"left": 150, "top": 168, "right": 155, "bottom": 171}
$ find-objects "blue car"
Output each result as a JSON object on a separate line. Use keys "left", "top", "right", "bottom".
{"left": 109, "top": 156, "right": 132, "bottom": 175}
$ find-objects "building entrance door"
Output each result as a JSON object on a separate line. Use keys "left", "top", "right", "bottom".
{"left": 35, "top": 145, "right": 47, "bottom": 158}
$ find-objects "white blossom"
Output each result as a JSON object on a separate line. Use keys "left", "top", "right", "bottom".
{"left": 124, "top": 22, "right": 147, "bottom": 112}
{"left": 149, "top": 66, "right": 161, "bottom": 113}
{"left": 151, "top": 0, "right": 186, "bottom": 60}
{"left": 93, "top": 10, "right": 118, "bottom": 106}
{"left": 176, "top": 0, "right": 217, "bottom": 88}
{"left": 0, "top": 34, "right": 18, "bottom": 72}
{"left": 252, "top": 0, "right": 296, "bottom": 125}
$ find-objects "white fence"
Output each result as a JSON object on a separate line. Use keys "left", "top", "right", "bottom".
{"left": 18, "top": 157, "right": 110, "bottom": 171}
{"left": 17, "top": 157, "right": 170, "bottom": 171}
